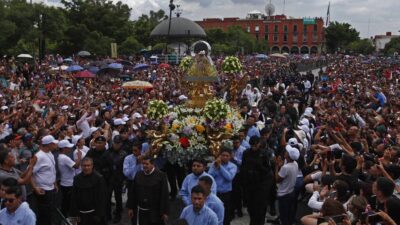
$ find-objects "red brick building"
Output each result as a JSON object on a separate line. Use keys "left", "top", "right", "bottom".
{"left": 196, "top": 12, "right": 325, "bottom": 54}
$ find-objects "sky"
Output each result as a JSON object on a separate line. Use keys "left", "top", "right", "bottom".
{"left": 38, "top": 0, "right": 400, "bottom": 38}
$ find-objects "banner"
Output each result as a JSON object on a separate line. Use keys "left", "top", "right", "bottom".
{"left": 111, "top": 43, "right": 117, "bottom": 58}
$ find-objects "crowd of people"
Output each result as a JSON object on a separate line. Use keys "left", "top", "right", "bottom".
{"left": 0, "top": 53, "right": 399, "bottom": 225}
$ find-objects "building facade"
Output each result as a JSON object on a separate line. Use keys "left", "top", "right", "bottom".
{"left": 374, "top": 32, "right": 400, "bottom": 52}
{"left": 196, "top": 12, "right": 325, "bottom": 54}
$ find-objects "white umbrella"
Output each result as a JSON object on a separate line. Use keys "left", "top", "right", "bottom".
{"left": 17, "top": 54, "right": 33, "bottom": 59}
{"left": 77, "top": 51, "right": 91, "bottom": 57}
{"left": 270, "top": 53, "right": 287, "bottom": 58}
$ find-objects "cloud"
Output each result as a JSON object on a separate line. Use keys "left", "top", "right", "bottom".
{"left": 182, "top": 0, "right": 213, "bottom": 7}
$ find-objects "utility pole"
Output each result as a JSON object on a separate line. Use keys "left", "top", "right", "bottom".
{"left": 166, "top": 0, "right": 175, "bottom": 59}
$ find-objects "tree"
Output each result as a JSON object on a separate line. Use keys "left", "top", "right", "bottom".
{"left": 83, "top": 31, "right": 114, "bottom": 56}
{"left": 119, "top": 36, "right": 144, "bottom": 55}
{"left": 382, "top": 37, "right": 400, "bottom": 55}
{"left": 325, "top": 21, "right": 360, "bottom": 53}
{"left": 346, "top": 39, "right": 375, "bottom": 55}
{"left": 133, "top": 10, "right": 167, "bottom": 47}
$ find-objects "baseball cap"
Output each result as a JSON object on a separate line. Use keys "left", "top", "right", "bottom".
{"left": 299, "top": 118, "right": 310, "bottom": 127}
{"left": 95, "top": 136, "right": 107, "bottom": 142}
{"left": 90, "top": 127, "right": 99, "bottom": 135}
{"left": 41, "top": 135, "right": 59, "bottom": 145}
{"left": 286, "top": 145, "right": 300, "bottom": 160}
{"left": 178, "top": 95, "right": 188, "bottom": 101}
{"left": 23, "top": 133, "right": 33, "bottom": 142}
{"left": 132, "top": 112, "right": 142, "bottom": 119}
{"left": 114, "top": 118, "right": 126, "bottom": 126}
{"left": 58, "top": 140, "right": 74, "bottom": 148}
{"left": 71, "top": 134, "right": 83, "bottom": 145}
{"left": 288, "top": 138, "right": 299, "bottom": 146}
{"left": 113, "top": 135, "right": 122, "bottom": 144}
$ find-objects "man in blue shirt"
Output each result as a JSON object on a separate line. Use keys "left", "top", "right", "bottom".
{"left": 198, "top": 176, "right": 224, "bottom": 225}
{"left": 179, "top": 158, "right": 217, "bottom": 205}
{"left": 209, "top": 148, "right": 237, "bottom": 225}
{"left": 123, "top": 142, "right": 142, "bottom": 181}
{"left": 0, "top": 185, "right": 36, "bottom": 225}
{"left": 180, "top": 185, "right": 218, "bottom": 225}
{"left": 246, "top": 116, "right": 260, "bottom": 141}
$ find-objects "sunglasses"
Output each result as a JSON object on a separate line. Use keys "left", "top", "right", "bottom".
{"left": 4, "top": 198, "right": 16, "bottom": 203}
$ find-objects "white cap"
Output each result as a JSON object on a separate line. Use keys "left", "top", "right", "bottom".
{"left": 1, "top": 106, "right": 8, "bottom": 110}
{"left": 286, "top": 145, "right": 300, "bottom": 160}
{"left": 122, "top": 105, "right": 129, "bottom": 110}
{"left": 288, "top": 138, "right": 298, "bottom": 146}
{"left": 114, "top": 118, "right": 126, "bottom": 125}
{"left": 251, "top": 103, "right": 258, "bottom": 107}
{"left": 72, "top": 134, "right": 83, "bottom": 145}
{"left": 90, "top": 127, "right": 99, "bottom": 135}
{"left": 299, "top": 118, "right": 309, "bottom": 127}
{"left": 178, "top": 95, "right": 188, "bottom": 101}
{"left": 114, "top": 118, "right": 126, "bottom": 126}
{"left": 58, "top": 140, "right": 74, "bottom": 148}
{"left": 61, "top": 105, "right": 69, "bottom": 110}
{"left": 299, "top": 124, "right": 310, "bottom": 134}
{"left": 132, "top": 112, "right": 142, "bottom": 119}
{"left": 41, "top": 135, "right": 59, "bottom": 145}
{"left": 122, "top": 116, "right": 130, "bottom": 122}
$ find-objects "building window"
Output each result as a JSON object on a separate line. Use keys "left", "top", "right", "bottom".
{"left": 283, "top": 34, "right": 288, "bottom": 42}
{"left": 246, "top": 26, "right": 250, "bottom": 33}
{"left": 303, "top": 25, "right": 307, "bottom": 34}
{"left": 284, "top": 25, "right": 288, "bottom": 33}
{"left": 313, "top": 24, "right": 318, "bottom": 32}
{"left": 265, "top": 25, "right": 269, "bottom": 33}
{"left": 293, "top": 25, "right": 298, "bottom": 33}
{"left": 265, "top": 34, "right": 269, "bottom": 41}
{"left": 303, "top": 34, "right": 307, "bottom": 42}
{"left": 293, "top": 34, "right": 298, "bottom": 43}
{"left": 312, "top": 34, "right": 318, "bottom": 42}
{"left": 255, "top": 25, "right": 259, "bottom": 32}
{"left": 273, "top": 34, "right": 278, "bottom": 42}
{"left": 274, "top": 25, "right": 278, "bottom": 33}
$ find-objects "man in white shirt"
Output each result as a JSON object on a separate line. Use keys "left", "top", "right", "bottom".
{"left": 32, "top": 135, "right": 58, "bottom": 225}
{"left": 58, "top": 140, "right": 82, "bottom": 217}
{"left": 275, "top": 145, "right": 299, "bottom": 225}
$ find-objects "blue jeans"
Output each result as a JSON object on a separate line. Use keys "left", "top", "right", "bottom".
{"left": 278, "top": 192, "right": 295, "bottom": 225}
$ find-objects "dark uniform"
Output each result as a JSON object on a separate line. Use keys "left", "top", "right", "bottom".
{"left": 241, "top": 146, "right": 273, "bottom": 225}
{"left": 127, "top": 168, "right": 169, "bottom": 225}
{"left": 85, "top": 147, "right": 114, "bottom": 220}
{"left": 70, "top": 171, "right": 107, "bottom": 225}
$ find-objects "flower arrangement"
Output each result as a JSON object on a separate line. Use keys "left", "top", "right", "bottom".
{"left": 222, "top": 56, "right": 243, "bottom": 74}
{"left": 179, "top": 56, "right": 194, "bottom": 71}
{"left": 147, "top": 100, "right": 169, "bottom": 120}
{"left": 147, "top": 101, "right": 244, "bottom": 166}
{"left": 204, "top": 99, "right": 229, "bottom": 121}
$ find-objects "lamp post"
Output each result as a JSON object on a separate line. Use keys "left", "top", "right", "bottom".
{"left": 166, "top": 0, "right": 175, "bottom": 59}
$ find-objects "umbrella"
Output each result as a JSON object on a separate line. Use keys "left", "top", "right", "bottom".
{"left": 150, "top": 55, "right": 158, "bottom": 59}
{"left": 103, "top": 58, "right": 116, "bottom": 64}
{"left": 74, "top": 70, "right": 96, "bottom": 78}
{"left": 66, "top": 65, "right": 83, "bottom": 72}
{"left": 255, "top": 54, "right": 268, "bottom": 60}
{"left": 117, "top": 60, "right": 133, "bottom": 66}
{"left": 270, "top": 53, "right": 287, "bottom": 59}
{"left": 17, "top": 54, "right": 33, "bottom": 59}
{"left": 133, "top": 63, "right": 149, "bottom": 71}
{"left": 108, "top": 63, "right": 123, "bottom": 70}
{"left": 63, "top": 58, "right": 73, "bottom": 62}
{"left": 77, "top": 51, "right": 91, "bottom": 57}
{"left": 88, "top": 66, "right": 100, "bottom": 74}
{"left": 140, "top": 49, "right": 148, "bottom": 53}
{"left": 159, "top": 63, "right": 170, "bottom": 69}
{"left": 122, "top": 80, "right": 153, "bottom": 89}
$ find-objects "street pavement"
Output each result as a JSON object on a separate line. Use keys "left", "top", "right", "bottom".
{"left": 113, "top": 194, "right": 312, "bottom": 225}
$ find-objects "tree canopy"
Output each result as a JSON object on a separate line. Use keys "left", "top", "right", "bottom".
{"left": 382, "top": 37, "right": 400, "bottom": 55}
{"left": 206, "top": 27, "right": 268, "bottom": 55}
{"left": 326, "top": 21, "right": 360, "bottom": 53}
